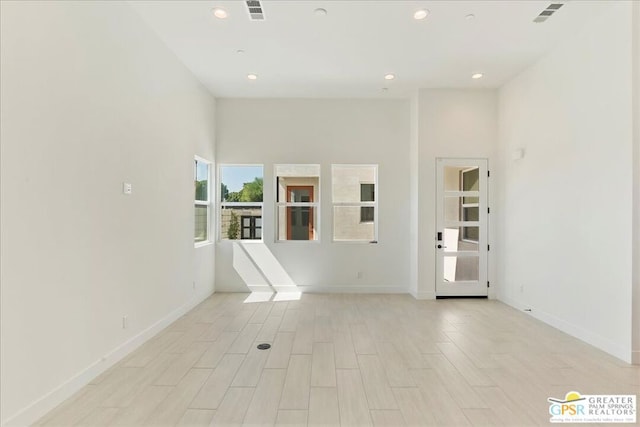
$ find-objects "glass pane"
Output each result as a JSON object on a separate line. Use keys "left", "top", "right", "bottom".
{"left": 360, "top": 206, "right": 374, "bottom": 222}
{"left": 444, "top": 165, "right": 479, "bottom": 191}
{"left": 333, "top": 206, "right": 375, "bottom": 241}
{"left": 444, "top": 196, "right": 462, "bottom": 222}
{"left": 442, "top": 227, "right": 480, "bottom": 252}
{"left": 360, "top": 184, "right": 375, "bottom": 202}
{"left": 277, "top": 205, "right": 317, "bottom": 241}
{"left": 289, "top": 188, "right": 311, "bottom": 202}
{"left": 221, "top": 206, "right": 262, "bottom": 240}
{"left": 256, "top": 218, "right": 262, "bottom": 227}
{"left": 463, "top": 207, "right": 479, "bottom": 222}
{"left": 462, "top": 168, "right": 479, "bottom": 191}
{"left": 275, "top": 164, "right": 320, "bottom": 178}
{"left": 332, "top": 165, "right": 377, "bottom": 203}
{"left": 256, "top": 228, "right": 262, "bottom": 239}
{"left": 194, "top": 205, "right": 208, "bottom": 242}
{"left": 195, "top": 161, "right": 209, "bottom": 202}
{"left": 443, "top": 255, "right": 479, "bottom": 282}
{"left": 220, "top": 165, "right": 264, "bottom": 202}
{"left": 445, "top": 198, "right": 479, "bottom": 223}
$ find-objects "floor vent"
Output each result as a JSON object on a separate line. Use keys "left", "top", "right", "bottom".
{"left": 246, "top": 0, "right": 265, "bottom": 21}
{"left": 533, "top": 3, "right": 564, "bottom": 23}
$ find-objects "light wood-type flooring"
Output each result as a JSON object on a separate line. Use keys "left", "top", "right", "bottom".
{"left": 35, "top": 293, "right": 640, "bottom": 426}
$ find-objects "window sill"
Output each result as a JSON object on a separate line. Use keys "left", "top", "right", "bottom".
{"left": 275, "top": 240, "right": 321, "bottom": 244}
{"left": 332, "top": 240, "right": 379, "bottom": 244}
{"left": 194, "top": 241, "right": 213, "bottom": 249}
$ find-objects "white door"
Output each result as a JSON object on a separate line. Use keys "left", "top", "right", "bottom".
{"left": 436, "top": 158, "right": 488, "bottom": 297}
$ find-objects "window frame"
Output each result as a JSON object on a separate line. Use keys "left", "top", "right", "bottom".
{"left": 218, "top": 164, "right": 264, "bottom": 242}
{"left": 194, "top": 156, "right": 212, "bottom": 247}
{"left": 331, "top": 164, "right": 379, "bottom": 243}
{"left": 274, "top": 164, "right": 321, "bottom": 243}
{"left": 359, "top": 183, "right": 376, "bottom": 224}
{"left": 459, "top": 167, "right": 480, "bottom": 243}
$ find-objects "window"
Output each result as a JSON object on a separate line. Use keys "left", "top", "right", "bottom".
{"left": 220, "top": 165, "right": 263, "bottom": 240}
{"left": 360, "top": 183, "right": 375, "bottom": 223}
{"left": 332, "top": 165, "right": 378, "bottom": 242}
{"left": 194, "top": 157, "right": 211, "bottom": 245}
{"left": 241, "top": 216, "right": 262, "bottom": 240}
{"left": 275, "top": 164, "right": 320, "bottom": 241}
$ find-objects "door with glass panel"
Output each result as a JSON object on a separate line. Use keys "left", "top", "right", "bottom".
{"left": 436, "top": 158, "right": 488, "bottom": 297}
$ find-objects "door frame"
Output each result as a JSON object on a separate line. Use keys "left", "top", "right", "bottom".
{"left": 435, "top": 158, "right": 489, "bottom": 297}
{"left": 286, "top": 185, "right": 314, "bottom": 240}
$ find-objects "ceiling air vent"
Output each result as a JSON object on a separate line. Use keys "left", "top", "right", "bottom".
{"left": 246, "top": 0, "right": 265, "bottom": 21}
{"left": 533, "top": 3, "right": 564, "bottom": 23}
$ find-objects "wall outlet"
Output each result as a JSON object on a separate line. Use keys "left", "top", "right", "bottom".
{"left": 519, "top": 285, "right": 524, "bottom": 293}
{"left": 122, "top": 182, "right": 132, "bottom": 195}
{"left": 122, "top": 315, "right": 128, "bottom": 329}
{"left": 356, "top": 271, "right": 363, "bottom": 279}
{"left": 193, "top": 281, "right": 196, "bottom": 290}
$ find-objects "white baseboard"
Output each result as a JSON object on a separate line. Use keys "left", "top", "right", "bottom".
{"left": 2, "top": 289, "right": 214, "bottom": 427}
{"left": 499, "top": 296, "right": 632, "bottom": 364}
{"left": 295, "top": 285, "right": 408, "bottom": 294}
{"left": 212, "top": 284, "right": 408, "bottom": 295}
{"left": 410, "top": 290, "right": 436, "bottom": 300}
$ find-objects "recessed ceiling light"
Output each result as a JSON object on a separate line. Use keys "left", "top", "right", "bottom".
{"left": 212, "top": 7, "right": 228, "bottom": 19}
{"left": 247, "top": 73, "right": 258, "bottom": 80}
{"left": 314, "top": 8, "right": 327, "bottom": 16}
{"left": 472, "top": 73, "right": 484, "bottom": 79}
{"left": 382, "top": 88, "right": 389, "bottom": 92}
{"left": 414, "top": 9, "right": 429, "bottom": 20}
{"left": 384, "top": 73, "right": 396, "bottom": 80}
{"left": 236, "top": 49, "right": 245, "bottom": 54}
{"left": 465, "top": 13, "right": 476, "bottom": 20}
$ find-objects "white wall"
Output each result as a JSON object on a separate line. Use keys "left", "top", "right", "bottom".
{"left": 632, "top": 1, "right": 640, "bottom": 365}
{"left": 415, "top": 89, "right": 498, "bottom": 299}
{"left": 0, "top": 2, "right": 216, "bottom": 425}
{"left": 497, "top": 2, "right": 633, "bottom": 362}
{"left": 215, "top": 99, "right": 410, "bottom": 293}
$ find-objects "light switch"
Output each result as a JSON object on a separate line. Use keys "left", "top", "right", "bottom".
{"left": 123, "top": 182, "right": 132, "bottom": 195}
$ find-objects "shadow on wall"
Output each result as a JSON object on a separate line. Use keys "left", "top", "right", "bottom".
{"left": 231, "top": 241, "right": 301, "bottom": 302}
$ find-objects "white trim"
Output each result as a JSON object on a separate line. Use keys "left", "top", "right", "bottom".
{"left": 194, "top": 241, "right": 214, "bottom": 249}
{"left": 1, "top": 289, "right": 215, "bottom": 427}
{"left": 292, "top": 284, "right": 407, "bottom": 294}
{"left": 409, "top": 289, "right": 436, "bottom": 300}
{"left": 194, "top": 156, "right": 212, "bottom": 246}
{"left": 499, "top": 296, "right": 632, "bottom": 364}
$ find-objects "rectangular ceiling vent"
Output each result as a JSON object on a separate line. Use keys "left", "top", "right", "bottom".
{"left": 246, "top": 0, "right": 265, "bottom": 21}
{"left": 533, "top": 3, "right": 564, "bottom": 23}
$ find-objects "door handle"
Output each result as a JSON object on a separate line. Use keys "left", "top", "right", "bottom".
{"left": 437, "top": 244, "right": 443, "bottom": 249}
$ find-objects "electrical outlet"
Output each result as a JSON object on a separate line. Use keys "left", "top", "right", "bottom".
{"left": 193, "top": 281, "right": 196, "bottom": 290}
{"left": 519, "top": 285, "right": 524, "bottom": 293}
{"left": 356, "top": 271, "right": 363, "bottom": 279}
{"left": 122, "top": 315, "right": 128, "bottom": 329}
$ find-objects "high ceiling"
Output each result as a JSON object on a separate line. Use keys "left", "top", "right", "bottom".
{"left": 129, "top": 0, "right": 610, "bottom": 98}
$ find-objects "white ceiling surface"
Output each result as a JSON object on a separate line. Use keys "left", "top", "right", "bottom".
{"left": 129, "top": 0, "right": 610, "bottom": 98}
